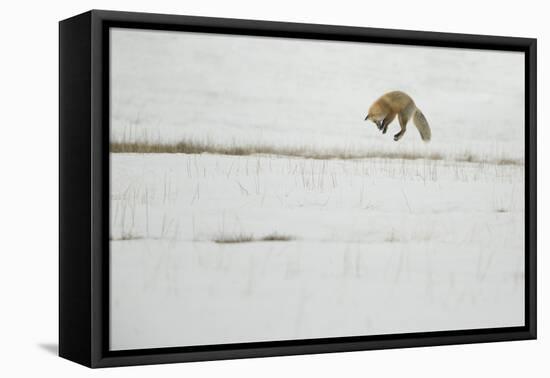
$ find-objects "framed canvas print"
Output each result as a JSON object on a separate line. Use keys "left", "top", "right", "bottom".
{"left": 59, "top": 10, "right": 537, "bottom": 368}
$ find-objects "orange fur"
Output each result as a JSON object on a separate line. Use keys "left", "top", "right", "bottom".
{"left": 365, "top": 91, "right": 431, "bottom": 142}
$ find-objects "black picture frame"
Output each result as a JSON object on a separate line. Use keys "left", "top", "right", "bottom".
{"left": 59, "top": 9, "right": 537, "bottom": 368}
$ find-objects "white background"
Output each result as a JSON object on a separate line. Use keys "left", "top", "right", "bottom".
{"left": 0, "top": 0, "right": 546, "bottom": 376}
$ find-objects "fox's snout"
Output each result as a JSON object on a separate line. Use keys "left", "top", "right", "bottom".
{"left": 365, "top": 114, "right": 383, "bottom": 129}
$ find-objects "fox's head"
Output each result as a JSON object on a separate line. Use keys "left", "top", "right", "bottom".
{"left": 364, "top": 103, "right": 386, "bottom": 130}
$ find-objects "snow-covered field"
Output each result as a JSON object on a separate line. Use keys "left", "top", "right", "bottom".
{"left": 110, "top": 153, "right": 524, "bottom": 350}
{"left": 109, "top": 28, "right": 525, "bottom": 350}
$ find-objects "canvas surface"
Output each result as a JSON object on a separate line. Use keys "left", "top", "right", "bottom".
{"left": 109, "top": 28, "right": 525, "bottom": 350}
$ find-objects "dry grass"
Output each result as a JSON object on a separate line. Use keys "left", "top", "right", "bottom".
{"left": 110, "top": 139, "right": 523, "bottom": 165}
{"left": 213, "top": 234, "right": 254, "bottom": 244}
{"left": 455, "top": 152, "right": 477, "bottom": 163}
{"left": 110, "top": 233, "right": 143, "bottom": 241}
{"left": 110, "top": 139, "right": 444, "bottom": 161}
{"left": 385, "top": 229, "right": 400, "bottom": 243}
{"left": 493, "top": 158, "right": 522, "bottom": 166}
{"left": 214, "top": 232, "right": 294, "bottom": 244}
{"left": 259, "top": 233, "right": 294, "bottom": 242}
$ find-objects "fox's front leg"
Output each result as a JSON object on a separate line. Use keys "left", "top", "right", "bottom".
{"left": 394, "top": 113, "right": 408, "bottom": 141}
{"left": 381, "top": 112, "right": 396, "bottom": 134}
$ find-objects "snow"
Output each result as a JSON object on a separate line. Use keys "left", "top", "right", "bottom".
{"left": 108, "top": 28, "right": 525, "bottom": 350}
{"left": 110, "top": 154, "right": 524, "bottom": 350}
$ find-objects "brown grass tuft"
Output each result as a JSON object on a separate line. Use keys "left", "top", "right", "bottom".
{"left": 259, "top": 233, "right": 294, "bottom": 242}
{"left": 110, "top": 233, "right": 143, "bottom": 241}
{"left": 214, "top": 233, "right": 294, "bottom": 244}
{"left": 213, "top": 234, "right": 254, "bottom": 244}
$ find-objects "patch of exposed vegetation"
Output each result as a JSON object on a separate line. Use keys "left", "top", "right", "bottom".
{"left": 110, "top": 139, "right": 523, "bottom": 166}
{"left": 259, "top": 233, "right": 294, "bottom": 242}
{"left": 213, "top": 234, "right": 254, "bottom": 244}
{"left": 110, "top": 233, "right": 143, "bottom": 241}
{"left": 214, "top": 233, "right": 295, "bottom": 244}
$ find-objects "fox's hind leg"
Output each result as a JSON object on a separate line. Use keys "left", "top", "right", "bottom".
{"left": 394, "top": 113, "right": 409, "bottom": 141}
{"left": 381, "top": 112, "right": 396, "bottom": 134}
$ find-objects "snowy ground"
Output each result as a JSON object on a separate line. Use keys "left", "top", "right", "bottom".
{"left": 110, "top": 153, "right": 524, "bottom": 350}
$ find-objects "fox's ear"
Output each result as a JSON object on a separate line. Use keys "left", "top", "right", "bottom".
{"left": 364, "top": 115, "right": 369, "bottom": 121}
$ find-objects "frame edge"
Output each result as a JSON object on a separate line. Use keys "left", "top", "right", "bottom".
{"left": 59, "top": 11, "right": 94, "bottom": 368}
{"left": 526, "top": 37, "right": 537, "bottom": 339}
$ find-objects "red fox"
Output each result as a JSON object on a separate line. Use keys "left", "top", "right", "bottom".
{"left": 364, "top": 91, "right": 431, "bottom": 142}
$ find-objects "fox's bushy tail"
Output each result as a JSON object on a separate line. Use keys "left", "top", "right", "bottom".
{"left": 413, "top": 108, "right": 431, "bottom": 142}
